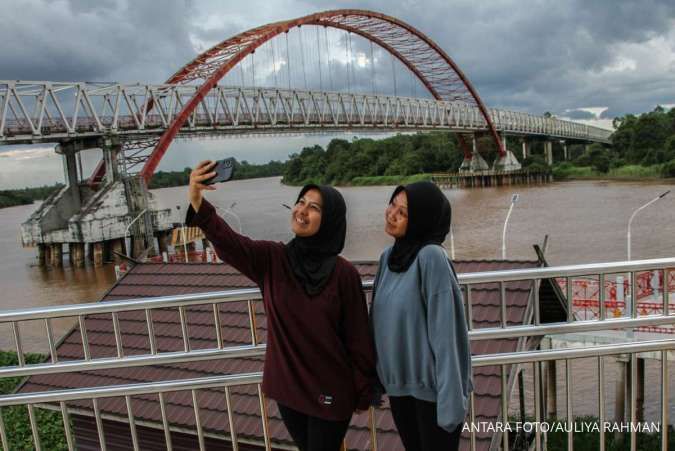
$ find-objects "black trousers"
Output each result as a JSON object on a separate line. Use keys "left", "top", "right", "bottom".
{"left": 389, "top": 396, "right": 462, "bottom": 451}
{"left": 277, "top": 403, "right": 351, "bottom": 451}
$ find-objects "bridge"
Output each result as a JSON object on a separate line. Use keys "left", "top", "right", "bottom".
{"left": 0, "top": 9, "right": 613, "bottom": 265}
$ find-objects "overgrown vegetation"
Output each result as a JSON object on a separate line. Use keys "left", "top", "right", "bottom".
{"left": 149, "top": 159, "right": 286, "bottom": 189}
{"left": 549, "top": 106, "right": 675, "bottom": 180}
{"left": 0, "top": 184, "right": 63, "bottom": 209}
{"left": 0, "top": 351, "right": 69, "bottom": 450}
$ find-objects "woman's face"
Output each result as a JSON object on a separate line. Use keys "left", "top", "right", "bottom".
{"left": 385, "top": 190, "right": 408, "bottom": 238}
{"left": 291, "top": 188, "right": 323, "bottom": 237}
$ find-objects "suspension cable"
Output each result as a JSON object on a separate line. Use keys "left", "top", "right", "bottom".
{"left": 347, "top": 31, "right": 355, "bottom": 92}
{"left": 285, "top": 31, "right": 291, "bottom": 90}
{"left": 238, "top": 45, "right": 245, "bottom": 87}
{"left": 315, "top": 26, "right": 323, "bottom": 91}
{"left": 344, "top": 31, "right": 351, "bottom": 92}
{"left": 324, "top": 27, "right": 334, "bottom": 91}
{"left": 299, "top": 27, "right": 308, "bottom": 90}
{"left": 369, "top": 40, "right": 375, "bottom": 95}
{"left": 251, "top": 50, "right": 256, "bottom": 88}
{"left": 271, "top": 39, "right": 278, "bottom": 87}
{"left": 391, "top": 53, "right": 397, "bottom": 97}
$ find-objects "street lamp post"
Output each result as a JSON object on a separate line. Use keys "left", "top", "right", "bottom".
{"left": 627, "top": 191, "right": 670, "bottom": 261}
{"left": 501, "top": 194, "right": 519, "bottom": 260}
{"left": 625, "top": 190, "right": 670, "bottom": 322}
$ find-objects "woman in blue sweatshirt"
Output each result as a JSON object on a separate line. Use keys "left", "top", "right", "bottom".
{"left": 370, "top": 181, "right": 473, "bottom": 451}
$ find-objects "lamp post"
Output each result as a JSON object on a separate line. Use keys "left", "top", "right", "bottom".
{"left": 627, "top": 191, "right": 670, "bottom": 260}
{"left": 626, "top": 190, "right": 670, "bottom": 322}
{"left": 176, "top": 205, "right": 189, "bottom": 262}
{"left": 124, "top": 209, "right": 147, "bottom": 258}
{"left": 501, "top": 194, "right": 519, "bottom": 260}
{"left": 219, "top": 202, "right": 242, "bottom": 233}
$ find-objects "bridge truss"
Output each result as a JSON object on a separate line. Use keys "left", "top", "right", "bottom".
{"left": 0, "top": 81, "right": 612, "bottom": 175}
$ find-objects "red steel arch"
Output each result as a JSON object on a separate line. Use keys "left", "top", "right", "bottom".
{"left": 137, "top": 9, "right": 504, "bottom": 182}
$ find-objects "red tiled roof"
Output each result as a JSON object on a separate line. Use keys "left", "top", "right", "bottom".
{"left": 21, "top": 259, "right": 549, "bottom": 451}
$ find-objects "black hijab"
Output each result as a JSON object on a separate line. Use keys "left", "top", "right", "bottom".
{"left": 285, "top": 184, "right": 347, "bottom": 296}
{"left": 387, "top": 181, "right": 451, "bottom": 272}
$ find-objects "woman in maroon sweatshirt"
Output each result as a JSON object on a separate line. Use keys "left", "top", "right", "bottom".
{"left": 186, "top": 161, "right": 376, "bottom": 451}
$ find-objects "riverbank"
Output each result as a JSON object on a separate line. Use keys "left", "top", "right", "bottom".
{"left": 552, "top": 162, "right": 675, "bottom": 181}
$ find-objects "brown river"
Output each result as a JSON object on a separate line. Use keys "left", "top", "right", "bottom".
{"left": 2, "top": 177, "right": 675, "bottom": 351}
{"left": 1, "top": 177, "right": 674, "bottom": 422}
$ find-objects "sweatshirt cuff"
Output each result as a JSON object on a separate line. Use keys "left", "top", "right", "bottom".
{"left": 185, "top": 199, "right": 216, "bottom": 228}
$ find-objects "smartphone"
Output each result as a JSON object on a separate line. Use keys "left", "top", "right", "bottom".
{"left": 204, "top": 158, "right": 236, "bottom": 185}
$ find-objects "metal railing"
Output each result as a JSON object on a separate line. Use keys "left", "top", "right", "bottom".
{"left": 0, "top": 81, "right": 613, "bottom": 145}
{"left": 0, "top": 258, "right": 673, "bottom": 450}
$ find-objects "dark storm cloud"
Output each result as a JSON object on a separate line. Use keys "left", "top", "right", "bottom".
{"left": 2, "top": 0, "right": 675, "bottom": 187}
{"left": 0, "top": 0, "right": 195, "bottom": 83}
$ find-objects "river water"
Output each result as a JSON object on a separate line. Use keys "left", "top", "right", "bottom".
{"left": 1, "top": 177, "right": 675, "bottom": 421}
{"left": 2, "top": 177, "right": 675, "bottom": 352}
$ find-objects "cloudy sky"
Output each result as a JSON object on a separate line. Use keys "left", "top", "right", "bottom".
{"left": 1, "top": 0, "right": 675, "bottom": 188}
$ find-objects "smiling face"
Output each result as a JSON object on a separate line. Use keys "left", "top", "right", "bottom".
{"left": 291, "top": 188, "right": 323, "bottom": 237}
{"left": 385, "top": 190, "right": 408, "bottom": 238}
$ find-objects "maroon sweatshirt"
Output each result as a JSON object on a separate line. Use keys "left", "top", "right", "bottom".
{"left": 187, "top": 199, "right": 376, "bottom": 420}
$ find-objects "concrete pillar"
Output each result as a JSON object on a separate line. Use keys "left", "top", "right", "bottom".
{"left": 87, "top": 243, "right": 95, "bottom": 262}
{"left": 93, "top": 242, "right": 104, "bottom": 267}
{"left": 102, "top": 137, "right": 122, "bottom": 184}
{"left": 131, "top": 237, "right": 145, "bottom": 259}
{"left": 110, "top": 238, "right": 124, "bottom": 264}
{"left": 38, "top": 244, "right": 47, "bottom": 267}
{"left": 545, "top": 141, "right": 554, "bottom": 166}
{"left": 522, "top": 140, "right": 529, "bottom": 160}
{"left": 43, "top": 245, "right": 52, "bottom": 267}
{"left": 51, "top": 243, "right": 63, "bottom": 267}
{"left": 562, "top": 141, "right": 568, "bottom": 161}
{"left": 60, "top": 146, "right": 81, "bottom": 206}
{"left": 69, "top": 243, "right": 85, "bottom": 268}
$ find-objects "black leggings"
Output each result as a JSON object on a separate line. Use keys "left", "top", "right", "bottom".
{"left": 389, "top": 396, "right": 462, "bottom": 451}
{"left": 277, "top": 403, "right": 351, "bottom": 451}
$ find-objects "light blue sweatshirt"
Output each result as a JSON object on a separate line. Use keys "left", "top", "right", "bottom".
{"left": 370, "top": 244, "right": 473, "bottom": 432}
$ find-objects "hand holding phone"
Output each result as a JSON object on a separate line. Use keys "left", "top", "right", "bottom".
{"left": 204, "top": 158, "right": 236, "bottom": 185}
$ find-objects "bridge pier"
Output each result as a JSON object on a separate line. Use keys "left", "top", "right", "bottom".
{"left": 561, "top": 140, "right": 568, "bottom": 161}
{"left": 38, "top": 244, "right": 47, "bottom": 267}
{"left": 545, "top": 141, "right": 554, "bottom": 166}
{"left": 50, "top": 243, "right": 63, "bottom": 267}
{"left": 493, "top": 134, "right": 522, "bottom": 172}
{"left": 522, "top": 140, "right": 530, "bottom": 160}
{"left": 69, "top": 243, "right": 85, "bottom": 268}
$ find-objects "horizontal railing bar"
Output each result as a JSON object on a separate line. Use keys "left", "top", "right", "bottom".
{"left": 459, "top": 257, "right": 675, "bottom": 284}
{"left": 0, "top": 372, "right": 264, "bottom": 406}
{"left": 469, "top": 314, "right": 675, "bottom": 341}
{"left": 0, "top": 287, "right": 262, "bottom": 322}
{"left": 0, "top": 344, "right": 266, "bottom": 378}
{"left": 0, "top": 258, "right": 673, "bottom": 323}
{"left": 4, "top": 339, "right": 674, "bottom": 407}
{"left": 472, "top": 338, "right": 675, "bottom": 367}
{"left": 2, "top": 314, "right": 671, "bottom": 379}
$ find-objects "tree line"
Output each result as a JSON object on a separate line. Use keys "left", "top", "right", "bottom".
{"left": 0, "top": 184, "right": 64, "bottom": 209}
{"left": 282, "top": 133, "right": 467, "bottom": 185}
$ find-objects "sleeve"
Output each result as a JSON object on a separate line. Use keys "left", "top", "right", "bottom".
{"left": 185, "top": 199, "right": 272, "bottom": 285}
{"left": 420, "top": 246, "right": 474, "bottom": 432}
{"left": 341, "top": 264, "right": 377, "bottom": 411}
